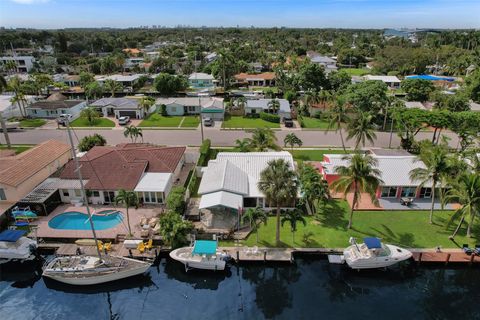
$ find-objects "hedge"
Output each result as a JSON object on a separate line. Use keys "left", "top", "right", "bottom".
{"left": 260, "top": 112, "right": 280, "bottom": 123}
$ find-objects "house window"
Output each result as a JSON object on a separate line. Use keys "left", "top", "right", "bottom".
{"left": 381, "top": 186, "right": 398, "bottom": 198}
{"left": 63, "top": 190, "right": 69, "bottom": 197}
{"left": 92, "top": 191, "right": 100, "bottom": 197}
{"left": 144, "top": 192, "right": 151, "bottom": 203}
{"left": 171, "top": 107, "right": 176, "bottom": 112}
{"left": 243, "top": 197, "right": 257, "bottom": 208}
{"left": 420, "top": 187, "right": 432, "bottom": 198}
{"left": 32, "top": 109, "right": 37, "bottom": 114}
{"left": 74, "top": 189, "right": 81, "bottom": 197}
{"left": 0, "top": 188, "right": 6, "bottom": 200}
{"left": 156, "top": 192, "right": 163, "bottom": 203}
{"left": 401, "top": 187, "right": 416, "bottom": 198}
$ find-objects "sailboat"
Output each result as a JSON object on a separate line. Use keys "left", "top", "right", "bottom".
{"left": 42, "top": 121, "right": 151, "bottom": 286}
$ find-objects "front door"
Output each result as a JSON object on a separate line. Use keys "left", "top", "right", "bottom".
{"left": 104, "top": 191, "right": 116, "bottom": 203}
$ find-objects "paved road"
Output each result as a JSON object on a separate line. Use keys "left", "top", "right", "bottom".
{"left": 0, "top": 127, "right": 460, "bottom": 148}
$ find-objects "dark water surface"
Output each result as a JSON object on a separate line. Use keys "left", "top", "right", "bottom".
{"left": 1, "top": 256, "right": 479, "bottom": 320}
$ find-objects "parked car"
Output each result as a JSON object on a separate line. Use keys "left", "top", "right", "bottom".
{"left": 118, "top": 116, "right": 131, "bottom": 125}
{"left": 283, "top": 115, "right": 294, "bottom": 128}
{"left": 203, "top": 117, "right": 213, "bottom": 127}
{"left": 57, "top": 114, "right": 73, "bottom": 126}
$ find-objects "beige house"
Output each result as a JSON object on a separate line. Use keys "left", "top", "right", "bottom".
{"left": 0, "top": 140, "right": 71, "bottom": 212}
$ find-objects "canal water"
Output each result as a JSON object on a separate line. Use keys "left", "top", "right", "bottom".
{"left": 0, "top": 256, "right": 479, "bottom": 320}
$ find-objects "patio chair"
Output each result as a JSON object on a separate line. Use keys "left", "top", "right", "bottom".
{"left": 474, "top": 244, "right": 480, "bottom": 255}
{"left": 97, "top": 242, "right": 104, "bottom": 252}
{"left": 104, "top": 242, "right": 112, "bottom": 251}
{"left": 462, "top": 244, "right": 473, "bottom": 255}
{"left": 144, "top": 239, "right": 153, "bottom": 250}
{"left": 137, "top": 241, "right": 145, "bottom": 253}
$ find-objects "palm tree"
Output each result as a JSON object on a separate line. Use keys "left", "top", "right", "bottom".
{"left": 327, "top": 98, "right": 349, "bottom": 152}
{"left": 283, "top": 133, "right": 302, "bottom": 151}
{"left": 346, "top": 111, "right": 377, "bottom": 149}
{"left": 331, "top": 153, "right": 383, "bottom": 229}
{"left": 267, "top": 99, "right": 280, "bottom": 114}
{"left": 409, "top": 143, "right": 450, "bottom": 224}
{"left": 445, "top": 173, "right": 480, "bottom": 239}
{"left": 80, "top": 107, "right": 100, "bottom": 126}
{"left": 249, "top": 127, "right": 278, "bottom": 151}
{"left": 114, "top": 189, "right": 139, "bottom": 236}
{"left": 123, "top": 125, "right": 143, "bottom": 143}
{"left": 242, "top": 207, "right": 268, "bottom": 245}
{"left": 139, "top": 96, "right": 155, "bottom": 116}
{"left": 258, "top": 159, "right": 298, "bottom": 245}
{"left": 8, "top": 76, "right": 27, "bottom": 117}
{"left": 0, "top": 75, "right": 11, "bottom": 148}
{"left": 104, "top": 79, "right": 122, "bottom": 97}
{"left": 318, "top": 90, "right": 333, "bottom": 110}
{"left": 298, "top": 162, "right": 330, "bottom": 214}
{"left": 281, "top": 209, "right": 307, "bottom": 244}
{"left": 85, "top": 82, "right": 103, "bottom": 100}
{"left": 237, "top": 96, "right": 247, "bottom": 111}
{"left": 235, "top": 138, "right": 252, "bottom": 152}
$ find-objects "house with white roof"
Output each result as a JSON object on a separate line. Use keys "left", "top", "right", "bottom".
{"left": 306, "top": 51, "right": 338, "bottom": 73}
{"left": 155, "top": 97, "right": 225, "bottom": 120}
{"left": 90, "top": 97, "right": 152, "bottom": 119}
{"left": 188, "top": 73, "right": 215, "bottom": 90}
{"left": 319, "top": 149, "right": 433, "bottom": 200}
{"left": 95, "top": 74, "right": 142, "bottom": 92}
{"left": 364, "top": 75, "right": 401, "bottom": 89}
{"left": 198, "top": 152, "right": 296, "bottom": 214}
{"left": 244, "top": 99, "right": 291, "bottom": 119}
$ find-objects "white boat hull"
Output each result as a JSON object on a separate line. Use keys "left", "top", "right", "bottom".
{"left": 0, "top": 237, "right": 37, "bottom": 264}
{"left": 43, "top": 256, "right": 151, "bottom": 285}
{"left": 169, "top": 247, "right": 228, "bottom": 271}
{"left": 344, "top": 244, "right": 412, "bottom": 270}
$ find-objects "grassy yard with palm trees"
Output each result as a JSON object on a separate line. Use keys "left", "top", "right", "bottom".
{"left": 222, "top": 116, "right": 280, "bottom": 129}
{"left": 222, "top": 200, "right": 478, "bottom": 248}
{"left": 69, "top": 117, "right": 115, "bottom": 127}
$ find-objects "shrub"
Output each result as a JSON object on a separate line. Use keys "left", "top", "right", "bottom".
{"left": 313, "top": 111, "right": 322, "bottom": 119}
{"left": 297, "top": 116, "right": 305, "bottom": 128}
{"left": 260, "top": 112, "right": 280, "bottom": 123}
{"left": 166, "top": 186, "right": 186, "bottom": 213}
{"left": 78, "top": 134, "right": 107, "bottom": 152}
{"left": 160, "top": 104, "right": 167, "bottom": 116}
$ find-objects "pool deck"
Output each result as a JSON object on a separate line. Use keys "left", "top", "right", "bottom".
{"left": 33, "top": 204, "right": 163, "bottom": 241}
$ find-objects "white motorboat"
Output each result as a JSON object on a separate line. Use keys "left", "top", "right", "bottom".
{"left": 42, "top": 255, "right": 151, "bottom": 285}
{"left": 41, "top": 121, "right": 152, "bottom": 285}
{"left": 169, "top": 240, "right": 230, "bottom": 271}
{"left": 342, "top": 237, "right": 412, "bottom": 269}
{"left": 0, "top": 230, "right": 37, "bottom": 264}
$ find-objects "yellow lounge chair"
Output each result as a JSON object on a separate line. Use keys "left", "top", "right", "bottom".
{"left": 97, "top": 242, "right": 104, "bottom": 251}
{"left": 137, "top": 241, "right": 145, "bottom": 253}
{"left": 144, "top": 239, "right": 153, "bottom": 250}
{"left": 104, "top": 242, "right": 112, "bottom": 251}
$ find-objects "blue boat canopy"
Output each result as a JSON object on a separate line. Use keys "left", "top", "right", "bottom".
{"left": 0, "top": 230, "right": 26, "bottom": 242}
{"left": 193, "top": 240, "right": 217, "bottom": 255}
{"left": 364, "top": 237, "right": 382, "bottom": 249}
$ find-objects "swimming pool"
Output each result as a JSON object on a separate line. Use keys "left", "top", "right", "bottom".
{"left": 48, "top": 211, "right": 123, "bottom": 230}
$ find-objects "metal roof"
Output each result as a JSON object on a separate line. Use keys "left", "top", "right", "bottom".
{"left": 91, "top": 98, "right": 140, "bottom": 109}
{"left": 364, "top": 75, "right": 401, "bottom": 83}
{"left": 246, "top": 99, "right": 290, "bottom": 113}
{"left": 198, "top": 160, "right": 248, "bottom": 195}
{"left": 134, "top": 172, "right": 172, "bottom": 192}
{"left": 199, "top": 191, "right": 243, "bottom": 210}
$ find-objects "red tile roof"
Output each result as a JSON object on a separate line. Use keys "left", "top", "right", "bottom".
{"left": 60, "top": 145, "right": 185, "bottom": 190}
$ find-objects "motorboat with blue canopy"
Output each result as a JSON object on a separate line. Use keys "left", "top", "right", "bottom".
{"left": 341, "top": 237, "right": 412, "bottom": 269}
{"left": 170, "top": 240, "right": 230, "bottom": 271}
{"left": 0, "top": 230, "right": 37, "bottom": 264}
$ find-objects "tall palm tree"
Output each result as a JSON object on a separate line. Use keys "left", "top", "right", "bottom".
{"left": 258, "top": 159, "right": 298, "bottom": 245}
{"left": 346, "top": 111, "right": 377, "bottom": 149}
{"left": 139, "top": 96, "right": 155, "bottom": 115}
{"left": 80, "top": 107, "right": 100, "bottom": 126}
{"left": 9, "top": 91, "right": 27, "bottom": 118}
{"left": 0, "top": 75, "right": 11, "bottom": 148}
{"left": 409, "top": 143, "right": 450, "bottom": 224}
{"left": 318, "top": 90, "right": 333, "bottom": 110}
{"left": 331, "top": 153, "right": 383, "bottom": 229}
{"left": 8, "top": 76, "right": 27, "bottom": 118}
{"left": 327, "top": 98, "right": 349, "bottom": 152}
{"left": 115, "top": 189, "right": 139, "bottom": 236}
{"left": 104, "top": 79, "right": 122, "bottom": 97}
{"left": 237, "top": 96, "right": 247, "bottom": 111}
{"left": 242, "top": 207, "right": 268, "bottom": 245}
{"left": 281, "top": 209, "right": 307, "bottom": 244}
{"left": 249, "top": 127, "right": 278, "bottom": 151}
{"left": 283, "top": 133, "right": 302, "bottom": 151}
{"left": 123, "top": 125, "right": 143, "bottom": 143}
{"left": 267, "top": 99, "right": 280, "bottom": 114}
{"left": 445, "top": 173, "right": 480, "bottom": 239}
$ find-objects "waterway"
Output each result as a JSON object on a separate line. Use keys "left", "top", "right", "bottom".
{"left": 0, "top": 256, "right": 479, "bottom": 320}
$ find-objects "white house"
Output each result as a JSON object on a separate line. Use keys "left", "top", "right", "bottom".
{"left": 188, "top": 73, "right": 215, "bottom": 89}
{"left": 90, "top": 97, "right": 152, "bottom": 119}
{"left": 155, "top": 97, "right": 225, "bottom": 120}
{"left": 0, "top": 56, "right": 35, "bottom": 73}
{"left": 306, "top": 51, "right": 338, "bottom": 73}
{"left": 364, "top": 75, "right": 401, "bottom": 89}
{"left": 95, "top": 74, "right": 142, "bottom": 92}
{"left": 244, "top": 99, "right": 291, "bottom": 119}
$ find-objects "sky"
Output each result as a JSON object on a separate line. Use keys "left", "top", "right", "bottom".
{"left": 0, "top": 0, "right": 479, "bottom": 29}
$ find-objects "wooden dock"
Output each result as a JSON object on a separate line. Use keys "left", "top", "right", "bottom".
{"left": 38, "top": 243, "right": 160, "bottom": 260}
{"left": 222, "top": 247, "right": 294, "bottom": 263}
{"left": 412, "top": 250, "right": 480, "bottom": 265}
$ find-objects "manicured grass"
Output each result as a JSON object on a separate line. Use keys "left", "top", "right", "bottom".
{"left": 180, "top": 116, "right": 200, "bottom": 128}
{"left": 289, "top": 149, "right": 346, "bottom": 161}
{"left": 19, "top": 119, "right": 46, "bottom": 128}
{"left": 299, "top": 117, "right": 330, "bottom": 129}
{"left": 222, "top": 200, "right": 477, "bottom": 249}
{"left": 138, "top": 114, "right": 183, "bottom": 127}
{"left": 222, "top": 116, "right": 280, "bottom": 129}
{"left": 69, "top": 117, "right": 115, "bottom": 127}
{"left": 0, "top": 144, "right": 34, "bottom": 154}
{"left": 341, "top": 68, "right": 369, "bottom": 76}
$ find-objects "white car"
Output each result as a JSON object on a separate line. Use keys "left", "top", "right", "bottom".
{"left": 57, "top": 114, "right": 73, "bottom": 126}
{"left": 118, "top": 116, "right": 131, "bottom": 125}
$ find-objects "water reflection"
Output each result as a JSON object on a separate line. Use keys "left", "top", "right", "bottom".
{"left": 0, "top": 260, "right": 43, "bottom": 288}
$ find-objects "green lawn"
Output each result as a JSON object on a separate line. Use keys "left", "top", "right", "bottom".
{"left": 19, "top": 119, "right": 46, "bottom": 128}
{"left": 69, "top": 117, "right": 115, "bottom": 127}
{"left": 222, "top": 200, "right": 477, "bottom": 249}
{"left": 299, "top": 117, "right": 330, "bottom": 129}
{"left": 222, "top": 116, "right": 280, "bottom": 129}
{"left": 341, "top": 68, "right": 369, "bottom": 76}
{"left": 180, "top": 116, "right": 200, "bottom": 128}
{"left": 138, "top": 114, "right": 183, "bottom": 127}
{"left": 0, "top": 144, "right": 34, "bottom": 154}
{"left": 289, "top": 149, "right": 346, "bottom": 161}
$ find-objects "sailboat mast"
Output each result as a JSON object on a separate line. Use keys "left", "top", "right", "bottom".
{"left": 65, "top": 120, "right": 102, "bottom": 259}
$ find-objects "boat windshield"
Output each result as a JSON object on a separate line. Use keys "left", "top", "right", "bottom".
{"left": 374, "top": 245, "right": 391, "bottom": 257}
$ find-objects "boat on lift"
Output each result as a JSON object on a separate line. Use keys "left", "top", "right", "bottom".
{"left": 169, "top": 240, "right": 230, "bottom": 271}
{"left": 341, "top": 237, "right": 412, "bottom": 269}
{"left": 0, "top": 229, "right": 37, "bottom": 264}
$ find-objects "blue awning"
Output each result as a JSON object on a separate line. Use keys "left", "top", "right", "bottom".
{"left": 364, "top": 237, "right": 382, "bottom": 249}
{"left": 0, "top": 230, "right": 26, "bottom": 242}
{"left": 192, "top": 240, "right": 217, "bottom": 255}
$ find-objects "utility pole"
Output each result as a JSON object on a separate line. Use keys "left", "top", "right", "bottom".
{"left": 194, "top": 53, "right": 204, "bottom": 143}
{"left": 0, "top": 112, "right": 11, "bottom": 149}
{"left": 388, "top": 118, "right": 394, "bottom": 149}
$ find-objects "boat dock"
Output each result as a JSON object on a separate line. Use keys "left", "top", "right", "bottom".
{"left": 411, "top": 250, "right": 480, "bottom": 265}
{"left": 222, "top": 247, "right": 294, "bottom": 263}
{"left": 38, "top": 243, "right": 161, "bottom": 260}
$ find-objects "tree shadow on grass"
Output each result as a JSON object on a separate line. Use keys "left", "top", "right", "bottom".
{"left": 352, "top": 224, "right": 417, "bottom": 247}
{"left": 314, "top": 201, "right": 348, "bottom": 230}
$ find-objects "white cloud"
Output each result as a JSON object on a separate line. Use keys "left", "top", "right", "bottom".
{"left": 9, "top": 0, "right": 50, "bottom": 4}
